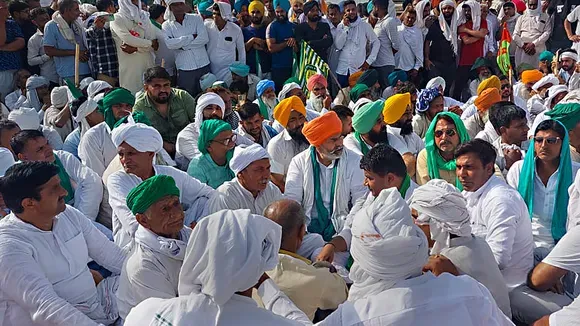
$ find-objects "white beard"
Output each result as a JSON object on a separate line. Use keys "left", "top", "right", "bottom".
{"left": 262, "top": 96, "right": 277, "bottom": 109}
{"left": 309, "top": 92, "right": 325, "bottom": 112}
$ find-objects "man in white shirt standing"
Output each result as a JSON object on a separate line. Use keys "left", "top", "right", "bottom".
{"left": 28, "top": 7, "right": 58, "bottom": 86}
{"left": 370, "top": 0, "right": 399, "bottom": 91}
{"left": 333, "top": 0, "right": 379, "bottom": 88}
{"left": 455, "top": 140, "right": 534, "bottom": 297}
{"left": 162, "top": 0, "right": 210, "bottom": 97}
{"left": 397, "top": 8, "right": 423, "bottom": 84}
{"left": 0, "top": 161, "right": 126, "bottom": 326}
{"left": 205, "top": 1, "right": 246, "bottom": 81}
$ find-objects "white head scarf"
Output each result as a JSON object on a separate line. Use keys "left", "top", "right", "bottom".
{"left": 80, "top": 3, "right": 98, "bottom": 16}
{"left": 8, "top": 107, "right": 41, "bottom": 131}
{"left": 410, "top": 179, "right": 472, "bottom": 255}
{"left": 426, "top": 76, "right": 447, "bottom": 93}
{"left": 560, "top": 50, "right": 578, "bottom": 62}
{"left": 457, "top": 0, "right": 481, "bottom": 31}
{"left": 87, "top": 80, "right": 112, "bottom": 98}
{"left": 415, "top": 0, "right": 431, "bottom": 30}
{"left": 498, "top": 2, "right": 521, "bottom": 21}
{"left": 277, "top": 82, "right": 301, "bottom": 102}
{"left": 437, "top": 0, "right": 458, "bottom": 56}
{"left": 194, "top": 92, "right": 226, "bottom": 132}
{"left": 526, "top": 0, "right": 542, "bottom": 17}
{"left": 79, "top": 77, "right": 95, "bottom": 91}
{"left": 532, "top": 75, "right": 559, "bottom": 91}
{"left": 111, "top": 118, "right": 163, "bottom": 153}
{"left": 215, "top": 1, "right": 234, "bottom": 22}
{"left": 348, "top": 188, "right": 429, "bottom": 302}
{"left": 118, "top": 0, "right": 149, "bottom": 24}
{"left": 50, "top": 86, "right": 69, "bottom": 109}
{"left": 0, "top": 147, "right": 15, "bottom": 177}
{"left": 25, "top": 75, "right": 49, "bottom": 111}
{"left": 544, "top": 85, "right": 568, "bottom": 109}
{"left": 73, "top": 97, "right": 100, "bottom": 137}
{"left": 229, "top": 144, "right": 270, "bottom": 175}
{"left": 164, "top": 0, "right": 185, "bottom": 21}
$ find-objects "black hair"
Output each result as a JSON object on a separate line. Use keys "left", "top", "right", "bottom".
{"left": 360, "top": 143, "right": 407, "bottom": 177}
{"left": 96, "top": 0, "right": 114, "bottom": 11}
{"left": 327, "top": 3, "right": 340, "bottom": 11}
{"left": 535, "top": 119, "right": 566, "bottom": 139}
{"left": 498, "top": 74, "right": 509, "bottom": 81}
{"left": 454, "top": 139, "right": 497, "bottom": 167}
{"left": 372, "top": 0, "right": 389, "bottom": 10}
{"left": 0, "top": 119, "right": 20, "bottom": 137}
{"left": 343, "top": 0, "right": 356, "bottom": 8}
{"left": 436, "top": 113, "right": 456, "bottom": 126}
{"left": 30, "top": 7, "right": 47, "bottom": 20}
{"left": 238, "top": 102, "right": 261, "bottom": 120}
{"left": 10, "top": 129, "right": 44, "bottom": 156}
{"left": 229, "top": 79, "right": 249, "bottom": 95}
{"left": 330, "top": 105, "right": 354, "bottom": 120}
{"left": 503, "top": 1, "right": 515, "bottom": 8}
{"left": 69, "top": 96, "right": 88, "bottom": 118}
{"left": 397, "top": 81, "right": 417, "bottom": 95}
{"left": 0, "top": 161, "right": 59, "bottom": 213}
{"left": 144, "top": 66, "right": 172, "bottom": 84}
{"left": 489, "top": 101, "right": 527, "bottom": 131}
{"left": 58, "top": 0, "right": 78, "bottom": 13}
{"left": 148, "top": 4, "right": 166, "bottom": 20}
{"left": 9, "top": 1, "right": 29, "bottom": 16}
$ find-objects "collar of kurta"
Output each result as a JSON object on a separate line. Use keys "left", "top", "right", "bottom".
{"left": 279, "top": 249, "right": 311, "bottom": 264}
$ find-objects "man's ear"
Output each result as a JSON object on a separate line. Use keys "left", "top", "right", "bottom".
{"left": 21, "top": 198, "right": 35, "bottom": 211}
{"left": 135, "top": 213, "right": 149, "bottom": 228}
{"left": 17, "top": 153, "right": 25, "bottom": 161}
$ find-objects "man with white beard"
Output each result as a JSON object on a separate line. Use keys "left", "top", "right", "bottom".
{"left": 253, "top": 79, "right": 278, "bottom": 120}
{"left": 306, "top": 74, "right": 331, "bottom": 112}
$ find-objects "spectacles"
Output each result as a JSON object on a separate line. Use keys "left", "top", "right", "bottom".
{"left": 534, "top": 136, "right": 561, "bottom": 145}
{"left": 501, "top": 84, "right": 511, "bottom": 89}
{"left": 434, "top": 129, "right": 457, "bottom": 138}
{"left": 212, "top": 134, "right": 237, "bottom": 146}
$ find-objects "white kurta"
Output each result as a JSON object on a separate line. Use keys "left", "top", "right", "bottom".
{"left": 317, "top": 273, "right": 512, "bottom": 325}
{"left": 0, "top": 206, "right": 125, "bottom": 326}
{"left": 236, "top": 121, "right": 276, "bottom": 148}
{"left": 207, "top": 178, "right": 283, "bottom": 215}
{"left": 266, "top": 129, "right": 310, "bottom": 176}
{"left": 463, "top": 175, "right": 534, "bottom": 289}
{"left": 205, "top": 20, "right": 246, "bottom": 81}
{"left": 107, "top": 165, "right": 215, "bottom": 250}
{"left": 343, "top": 132, "right": 409, "bottom": 157}
{"left": 512, "top": 12, "right": 553, "bottom": 68}
{"left": 78, "top": 122, "right": 117, "bottom": 177}
{"left": 55, "top": 150, "right": 104, "bottom": 221}
{"left": 386, "top": 126, "right": 425, "bottom": 156}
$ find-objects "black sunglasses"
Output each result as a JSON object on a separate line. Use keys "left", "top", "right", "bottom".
{"left": 434, "top": 129, "right": 457, "bottom": 138}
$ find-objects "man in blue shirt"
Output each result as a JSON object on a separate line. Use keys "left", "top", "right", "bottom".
{"left": 243, "top": 0, "right": 272, "bottom": 78}
{"left": 266, "top": 0, "right": 295, "bottom": 93}
{"left": 43, "top": 0, "right": 90, "bottom": 83}
{"left": 0, "top": 0, "right": 25, "bottom": 101}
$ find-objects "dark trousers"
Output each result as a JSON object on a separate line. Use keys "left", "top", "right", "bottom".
{"left": 453, "top": 65, "right": 472, "bottom": 102}
{"left": 177, "top": 64, "right": 211, "bottom": 98}
{"left": 428, "top": 60, "right": 457, "bottom": 98}
{"left": 271, "top": 67, "right": 293, "bottom": 93}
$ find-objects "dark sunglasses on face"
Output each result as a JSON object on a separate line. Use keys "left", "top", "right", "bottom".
{"left": 534, "top": 136, "right": 561, "bottom": 145}
{"left": 434, "top": 129, "right": 457, "bottom": 138}
{"left": 501, "top": 84, "right": 511, "bottom": 89}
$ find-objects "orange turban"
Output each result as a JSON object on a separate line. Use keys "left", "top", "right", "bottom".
{"left": 302, "top": 111, "right": 342, "bottom": 146}
{"left": 475, "top": 88, "right": 501, "bottom": 112}
{"left": 306, "top": 74, "right": 328, "bottom": 91}
{"left": 273, "top": 95, "right": 306, "bottom": 128}
{"left": 521, "top": 69, "right": 543, "bottom": 85}
{"left": 348, "top": 71, "right": 364, "bottom": 88}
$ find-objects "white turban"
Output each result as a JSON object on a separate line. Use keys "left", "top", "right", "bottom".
{"left": 194, "top": 92, "right": 226, "bottom": 132}
{"left": 560, "top": 50, "right": 578, "bottom": 62}
{"left": 177, "top": 209, "right": 280, "bottom": 315}
{"left": 544, "top": 85, "right": 568, "bottom": 109}
{"left": 80, "top": 3, "right": 97, "bottom": 15}
{"left": 0, "top": 147, "right": 15, "bottom": 177}
{"left": 8, "top": 107, "right": 40, "bottom": 131}
{"left": 229, "top": 144, "right": 270, "bottom": 175}
{"left": 348, "top": 188, "right": 429, "bottom": 302}
{"left": 73, "top": 97, "right": 100, "bottom": 137}
{"left": 351, "top": 97, "right": 372, "bottom": 113}
{"left": 277, "top": 82, "right": 301, "bottom": 102}
{"left": 111, "top": 118, "right": 163, "bottom": 154}
{"left": 51, "top": 86, "right": 69, "bottom": 109}
{"left": 410, "top": 179, "right": 472, "bottom": 255}
{"left": 87, "top": 80, "right": 112, "bottom": 98}
{"left": 26, "top": 75, "right": 49, "bottom": 111}
{"left": 415, "top": 0, "right": 431, "bottom": 30}
{"left": 79, "top": 76, "right": 95, "bottom": 90}
{"left": 215, "top": 1, "right": 234, "bottom": 21}
{"left": 426, "top": 77, "right": 446, "bottom": 93}
{"left": 200, "top": 73, "right": 217, "bottom": 91}
{"left": 532, "top": 75, "right": 559, "bottom": 91}
{"left": 164, "top": 0, "right": 185, "bottom": 21}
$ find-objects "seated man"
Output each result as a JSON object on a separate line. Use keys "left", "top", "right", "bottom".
{"left": 116, "top": 175, "right": 192, "bottom": 320}
{"left": 384, "top": 93, "right": 425, "bottom": 158}
{"left": 267, "top": 96, "right": 310, "bottom": 192}
{"left": 66, "top": 96, "right": 105, "bottom": 159}
{"left": 187, "top": 119, "right": 236, "bottom": 189}
{"left": 44, "top": 86, "right": 74, "bottom": 141}
{"left": 412, "top": 87, "right": 444, "bottom": 139}
{"left": 5, "top": 68, "right": 30, "bottom": 111}
{"left": 207, "top": 143, "right": 282, "bottom": 214}
{"left": 488, "top": 101, "right": 529, "bottom": 174}
{"left": 463, "top": 88, "right": 502, "bottom": 139}
{"left": 107, "top": 121, "right": 215, "bottom": 251}
{"left": 133, "top": 67, "right": 196, "bottom": 158}
{"left": 457, "top": 140, "right": 534, "bottom": 292}
{"left": 228, "top": 62, "right": 261, "bottom": 101}
{"left": 306, "top": 74, "right": 332, "bottom": 113}
{"left": 11, "top": 130, "right": 103, "bottom": 221}
{"left": 263, "top": 199, "right": 348, "bottom": 320}
{"left": 416, "top": 112, "right": 470, "bottom": 187}
{"left": 0, "top": 161, "right": 126, "bottom": 325}
{"left": 286, "top": 111, "right": 368, "bottom": 261}
{"left": 330, "top": 105, "right": 353, "bottom": 137}
{"left": 124, "top": 209, "right": 311, "bottom": 325}
{"left": 8, "top": 107, "right": 63, "bottom": 150}
{"left": 410, "top": 179, "right": 512, "bottom": 318}
{"left": 23, "top": 75, "right": 51, "bottom": 115}
{"left": 0, "top": 119, "right": 21, "bottom": 155}
{"left": 318, "top": 188, "right": 512, "bottom": 325}
{"left": 236, "top": 102, "right": 278, "bottom": 147}
{"left": 253, "top": 79, "right": 277, "bottom": 120}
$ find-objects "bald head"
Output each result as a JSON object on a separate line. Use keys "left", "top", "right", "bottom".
{"left": 264, "top": 199, "right": 305, "bottom": 246}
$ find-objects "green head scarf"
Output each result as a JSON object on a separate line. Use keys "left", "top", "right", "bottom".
{"left": 126, "top": 175, "right": 180, "bottom": 215}
{"left": 98, "top": 88, "right": 136, "bottom": 129}
{"left": 350, "top": 84, "right": 369, "bottom": 102}
{"left": 546, "top": 102, "right": 580, "bottom": 131}
{"left": 424, "top": 112, "right": 470, "bottom": 190}
{"left": 518, "top": 119, "right": 573, "bottom": 241}
{"left": 198, "top": 119, "right": 233, "bottom": 155}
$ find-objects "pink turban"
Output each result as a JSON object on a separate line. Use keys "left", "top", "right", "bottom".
{"left": 306, "top": 74, "right": 328, "bottom": 91}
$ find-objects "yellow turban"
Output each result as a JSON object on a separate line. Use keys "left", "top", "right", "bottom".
{"left": 383, "top": 93, "right": 411, "bottom": 124}
{"left": 475, "top": 88, "right": 501, "bottom": 112}
{"left": 348, "top": 71, "right": 364, "bottom": 88}
{"left": 521, "top": 69, "right": 544, "bottom": 85}
{"left": 248, "top": 0, "right": 265, "bottom": 14}
{"left": 302, "top": 111, "right": 343, "bottom": 146}
{"left": 273, "top": 95, "right": 306, "bottom": 127}
{"left": 290, "top": 0, "right": 303, "bottom": 4}
{"left": 476, "top": 76, "right": 501, "bottom": 96}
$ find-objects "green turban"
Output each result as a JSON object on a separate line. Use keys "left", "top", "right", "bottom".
{"left": 350, "top": 84, "right": 369, "bottom": 102}
{"left": 126, "top": 175, "right": 180, "bottom": 215}
{"left": 539, "top": 51, "right": 555, "bottom": 62}
{"left": 546, "top": 102, "right": 580, "bottom": 131}
{"left": 352, "top": 99, "right": 383, "bottom": 134}
{"left": 98, "top": 88, "right": 136, "bottom": 129}
{"left": 198, "top": 119, "right": 233, "bottom": 155}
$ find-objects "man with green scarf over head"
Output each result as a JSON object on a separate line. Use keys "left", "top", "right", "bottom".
{"left": 416, "top": 112, "right": 470, "bottom": 189}
{"left": 545, "top": 91, "right": 580, "bottom": 163}
{"left": 187, "top": 119, "right": 236, "bottom": 189}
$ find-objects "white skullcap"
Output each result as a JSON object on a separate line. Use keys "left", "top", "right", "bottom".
{"left": 164, "top": 0, "right": 185, "bottom": 21}
{"left": 87, "top": 80, "right": 112, "bottom": 98}
{"left": 200, "top": 73, "right": 217, "bottom": 91}
{"left": 348, "top": 188, "right": 428, "bottom": 302}
{"left": 111, "top": 118, "right": 163, "bottom": 153}
{"left": 532, "top": 75, "right": 560, "bottom": 91}
{"left": 277, "top": 82, "right": 301, "bottom": 102}
{"left": 8, "top": 107, "right": 40, "bottom": 131}
{"left": 229, "top": 143, "right": 270, "bottom": 175}
{"left": 50, "top": 86, "right": 69, "bottom": 109}
{"left": 0, "top": 147, "right": 15, "bottom": 177}
{"left": 561, "top": 50, "right": 578, "bottom": 62}
{"left": 79, "top": 77, "right": 95, "bottom": 90}
{"left": 410, "top": 179, "right": 472, "bottom": 255}
{"left": 426, "top": 77, "right": 446, "bottom": 92}
{"left": 26, "top": 75, "right": 49, "bottom": 89}
{"left": 544, "top": 85, "right": 569, "bottom": 108}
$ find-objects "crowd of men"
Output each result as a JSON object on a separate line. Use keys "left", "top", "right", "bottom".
{"left": 2, "top": 0, "right": 580, "bottom": 324}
